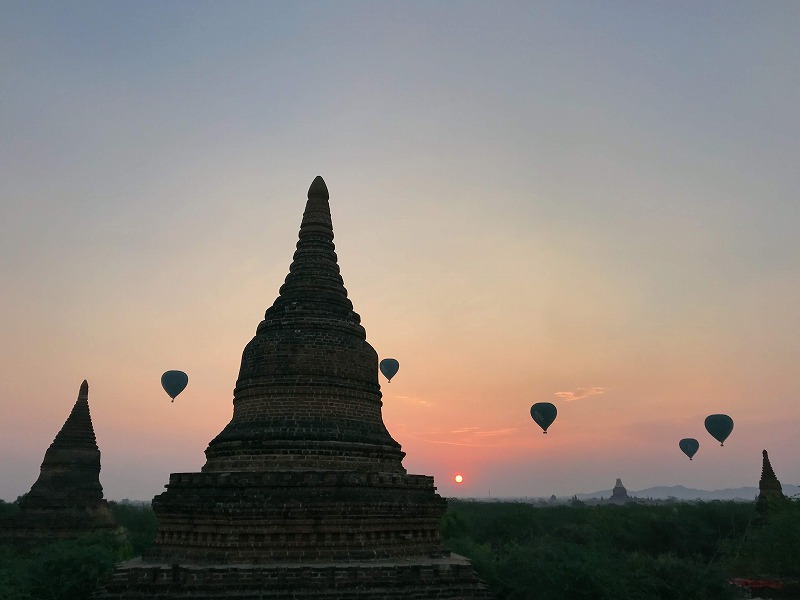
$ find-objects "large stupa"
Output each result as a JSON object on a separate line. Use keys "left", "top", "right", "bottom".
{"left": 0, "top": 380, "right": 113, "bottom": 547}
{"left": 98, "top": 177, "right": 490, "bottom": 598}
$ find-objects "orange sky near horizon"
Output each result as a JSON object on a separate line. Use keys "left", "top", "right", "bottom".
{"left": 1, "top": 172, "right": 797, "bottom": 501}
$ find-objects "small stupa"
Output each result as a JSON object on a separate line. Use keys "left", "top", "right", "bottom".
{"left": 98, "top": 177, "right": 490, "bottom": 599}
{"left": 607, "top": 478, "right": 630, "bottom": 505}
{"left": 0, "top": 380, "right": 113, "bottom": 546}
{"left": 756, "top": 449, "right": 785, "bottom": 514}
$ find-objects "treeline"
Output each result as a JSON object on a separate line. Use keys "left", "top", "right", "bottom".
{"left": 441, "top": 498, "right": 800, "bottom": 599}
{"left": 1, "top": 497, "right": 798, "bottom": 599}
{"left": 0, "top": 500, "right": 156, "bottom": 600}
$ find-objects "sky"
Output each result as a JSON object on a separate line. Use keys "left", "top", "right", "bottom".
{"left": 1, "top": 1, "right": 798, "bottom": 501}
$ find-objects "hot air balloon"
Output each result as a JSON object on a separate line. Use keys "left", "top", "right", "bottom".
{"left": 161, "top": 370, "right": 188, "bottom": 402}
{"left": 704, "top": 414, "right": 734, "bottom": 446}
{"left": 379, "top": 358, "right": 399, "bottom": 383}
{"left": 679, "top": 438, "right": 699, "bottom": 460}
{"left": 530, "top": 402, "right": 557, "bottom": 434}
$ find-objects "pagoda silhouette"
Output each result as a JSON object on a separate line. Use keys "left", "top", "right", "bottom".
{"left": 606, "top": 478, "right": 631, "bottom": 505}
{"left": 0, "top": 381, "right": 113, "bottom": 547}
{"left": 756, "top": 449, "right": 785, "bottom": 514}
{"left": 99, "top": 177, "right": 490, "bottom": 598}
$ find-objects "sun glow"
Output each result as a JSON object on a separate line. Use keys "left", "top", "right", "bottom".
{"left": 454, "top": 474, "right": 463, "bottom": 484}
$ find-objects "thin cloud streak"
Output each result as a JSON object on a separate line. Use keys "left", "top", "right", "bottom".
{"left": 390, "top": 395, "right": 431, "bottom": 406}
{"left": 554, "top": 387, "right": 607, "bottom": 402}
{"left": 402, "top": 432, "right": 527, "bottom": 449}
{"left": 403, "top": 434, "right": 493, "bottom": 448}
{"left": 474, "top": 428, "right": 520, "bottom": 437}
{"left": 401, "top": 426, "right": 525, "bottom": 448}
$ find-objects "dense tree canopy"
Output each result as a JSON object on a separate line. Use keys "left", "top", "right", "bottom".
{"left": 0, "top": 501, "right": 155, "bottom": 600}
{"left": 1, "top": 498, "right": 798, "bottom": 598}
{"left": 442, "top": 499, "right": 799, "bottom": 600}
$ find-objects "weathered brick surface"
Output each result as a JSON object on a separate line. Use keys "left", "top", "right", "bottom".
{"left": 96, "top": 177, "right": 491, "bottom": 598}
{"left": 98, "top": 556, "right": 491, "bottom": 599}
{"left": 148, "top": 472, "right": 446, "bottom": 562}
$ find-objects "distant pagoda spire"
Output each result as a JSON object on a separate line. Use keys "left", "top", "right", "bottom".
{"left": 760, "top": 450, "right": 780, "bottom": 486}
{"left": 203, "top": 175, "right": 404, "bottom": 473}
{"left": 608, "top": 478, "right": 630, "bottom": 504}
{"left": 1, "top": 381, "right": 112, "bottom": 546}
{"left": 756, "top": 449, "right": 785, "bottom": 513}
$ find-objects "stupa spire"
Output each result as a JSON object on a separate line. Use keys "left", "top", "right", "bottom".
{"left": 204, "top": 176, "right": 403, "bottom": 473}
{"left": 266, "top": 175, "right": 355, "bottom": 321}
{"left": 760, "top": 449, "right": 779, "bottom": 484}
{"left": 22, "top": 380, "right": 104, "bottom": 508}
{"left": 756, "top": 449, "right": 784, "bottom": 514}
{"left": 307, "top": 174, "right": 329, "bottom": 199}
{"left": 49, "top": 379, "right": 98, "bottom": 450}
{"left": 1, "top": 380, "right": 112, "bottom": 546}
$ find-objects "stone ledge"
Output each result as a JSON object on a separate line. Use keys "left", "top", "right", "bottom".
{"left": 164, "top": 471, "right": 434, "bottom": 489}
{"left": 96, "top": 554, "right": 494, "bottom": 599}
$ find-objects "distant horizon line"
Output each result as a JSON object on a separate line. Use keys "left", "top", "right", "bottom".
{"left": 5, "top": 482, "right": 799, "bottom": 505}
{"left": 44, "top": 482, "right": 794, "bottom": 504}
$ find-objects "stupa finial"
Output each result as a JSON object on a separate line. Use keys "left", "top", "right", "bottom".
{"left": 307, "top": 175, "right": 329, "bottom": 200}
{"left": 256, "top": 175, "right": 355, "bottom": 324}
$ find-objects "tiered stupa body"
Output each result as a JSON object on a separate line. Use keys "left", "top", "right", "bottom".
{"left": 0, "top": 381, "right": 113, "bottom": 546}
{"left": 607, "top": 478, "right": 630, "bottom": 505}
{"left": 756, "top": 449, "right": 785, "bottom": 514}
{"left": 99, "top": 177, "right": 490, "bottom": 599}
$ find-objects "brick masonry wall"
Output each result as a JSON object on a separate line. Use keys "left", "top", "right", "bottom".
{"left": 98, "top": 556, "right": 493, "bottom": 599}
{"left": 148, "top": 472, "right": 446, "bottom": 563}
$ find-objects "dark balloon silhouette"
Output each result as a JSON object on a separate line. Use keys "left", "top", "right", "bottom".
{"left": 379, "top": 358, "right": 399, "bottom": 383}
{"left": 704, "top": 414, "right": 734, "bottom": 446}
{"left": 679, "top": 438, "right": 700, "bottom": 460}
{"left": 530, "top": 402, "right": 557, "bottom": 434}
{"left": 161, "top": 370, "right": 188, "bottom": 402}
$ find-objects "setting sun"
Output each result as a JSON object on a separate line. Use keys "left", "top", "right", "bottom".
{"left": 454, "top": 474, "right": 463, "bottom": 484}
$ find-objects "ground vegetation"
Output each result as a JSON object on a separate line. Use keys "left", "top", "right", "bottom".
{"left": 1, "top": 497, "right": 798, "bottom": 599}
{"left": 442, "top": 498, "right": 800, "bottom": 599}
